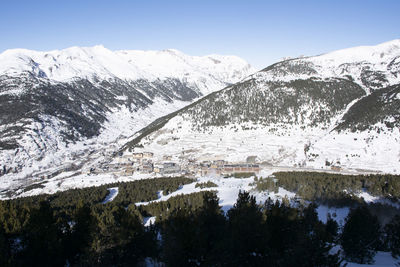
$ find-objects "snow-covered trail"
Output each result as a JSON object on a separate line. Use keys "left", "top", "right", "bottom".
{"left": 102, "top": 187, "right": 119, "bottom": 204}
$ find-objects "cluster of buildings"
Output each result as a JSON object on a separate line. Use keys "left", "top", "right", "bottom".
{"left": 87, "top": 152, "right": 261, "bottom": 178}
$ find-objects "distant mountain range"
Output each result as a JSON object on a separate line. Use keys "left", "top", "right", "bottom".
{"left": 0, "top": 46, "right": 254, "bottom": 177}
{"left": 125, "top": 40, "right": 400, "bottom": 174}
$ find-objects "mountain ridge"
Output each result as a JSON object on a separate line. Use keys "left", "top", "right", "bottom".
{"left": 0, "top": 46, "right": 255, "bottom": 179}
{"left": 123, "top": 39, "right": 400, "bottom": 174}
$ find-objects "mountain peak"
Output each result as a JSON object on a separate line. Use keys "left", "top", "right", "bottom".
{"left": 0, "top": 46, "right": 255, "bottom": 88}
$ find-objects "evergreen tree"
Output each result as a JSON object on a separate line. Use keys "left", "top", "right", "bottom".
{"left": 325, "top": 213, "right": 339, "bottom": 243}
{"left": 161, "top": 209, "right": 198, "bottom": 266}
{"left": 19, "top": 201, "right": 66, "bottom": 266}
{"left": 0, "top": 225, "right": 12, "bottom": 266}
{"left": 196, "top": 191, "right": 226, "bottom": 265}
{"left": 385, "top": 215, "right": 400, "bottom": 258}
{"left": 65, "top": 202, "right": 97, "bottom": 264}
{"left": 93, "top": 205, "right": 148, "bottom": 265}
{"left": 226, "top": 191, "right": 265, "bottom": 265}
{"left": 341, "top": 206, "right": 381, "bottom": 264}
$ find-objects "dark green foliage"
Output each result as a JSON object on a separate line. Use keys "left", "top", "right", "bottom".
{"left": 161, "top": 191, "right": 226, "bottom": 266}
{"left": 268, "top": 172, "right": 400, "bottom": 206}
{"left": 1, "top": 176, "right": 394, "bottom": 266}
{"left": 341, "top": 206, "right": 381, "bottom": 264}
{"left": 0, "top": 177, "right": 194, "bottom": 266}
{"left": 385, "top": 215, "right": 400, "bottom": 258}
{"left": 64, "top": 202, "right": 96, "bottom": 264}
{"left": 142, "top": 191, "right": 213, "bottom": 220}
{"left": 161, "top": 209, "right": 199, "bottom": 266}
{"left": 0, "top": 225, "right": 11, "bottom": 266}
{"left": 182, "top": 77, "right": 365, "bottom": 130}
{"left": 326, "top": 213, "right": 339, "bottom": 243}
{"left": 194, "top": 192, "right": 226, "bottom": 265}
{"left": 226, "top": 191, "right": 265, "bottom": 265}
{"left": 19, "top": 201, "right": 66, "bottom": 266}
{"left": 113, "top": 177, "right": 194, "bottom": 205}
{"left": 161, "top": 191, "right": 344, "bottom": 267}
{"left": 253, "top": 176, "right": 278, "bottom": 192}
{"left": 262, "top": 199, "right": 344, "bottom": 267}
{"left": 90, "top": 205, "right": 154, "bottom": 265}
{"left": 195, "top": 181, "right": 218, "bottom": 189}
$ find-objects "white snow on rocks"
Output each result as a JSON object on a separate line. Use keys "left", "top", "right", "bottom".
{"left": 0, "top": 46, "right": 255, "bottom": 95}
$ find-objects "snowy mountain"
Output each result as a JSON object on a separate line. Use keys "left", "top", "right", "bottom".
{"left": 125, "top": 39, "right": 400, "bottom": 174}
{"left": 0, "top": 46, "right": 255, "bottom": 177}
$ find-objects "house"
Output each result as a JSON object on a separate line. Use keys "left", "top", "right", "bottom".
{"left": 153, "top": 164, "right": 164, "bottom": 174}
{"left": 132, "top": 153, "right": 143, "bottom": 159}
{"left": 331, "top": 166, "right": 341, "bottom": 172}
{"left": 143, "top": 152, "right": 154, "bottom": 159}
{"left": 163, "top": 162, "right": 180, "bottom": 174}
{"left": 122, "top": 167, "right": 134, "bottom": 176}
{"left": 163, "top": 155, "right": 172, "bottom": 161}
{"left": 220, "top": 164, "right": 260, "bottom": 175}
{"left": 117, "top": 156, "right": 131, "bottom": 164}
{"left": 214, "top": 160, "right": 225, "bottom": 166}
{"left": 139, "top": 162, "right": 154, "bottom": 173}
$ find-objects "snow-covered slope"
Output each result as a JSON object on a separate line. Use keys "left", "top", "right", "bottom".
{"left": 0, "top": 45, "right": 253, "bottom": 95}
{"left": 125, "top": 39, "right": 400, "bottom": 174}
{"left": 0, "top": 46, "right": 255, "bottom": 179}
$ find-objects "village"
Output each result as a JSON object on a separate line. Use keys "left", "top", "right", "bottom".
{"left": 86, "top": 151, "right": 262, "bottom": 178}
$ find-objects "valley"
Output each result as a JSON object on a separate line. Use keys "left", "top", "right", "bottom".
{"left": 2, "top": 1, "right": 400, "bottom": 266}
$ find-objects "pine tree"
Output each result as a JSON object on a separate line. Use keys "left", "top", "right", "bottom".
{"left": 196, "top": 192, "right": 226, "bottom": 265}
{"left": 19, "top": 201, "right": 66, "bottom": 266}
{"left": 226, "top": 191, "right": 265, "bottom": 265}
{"left": 66, "top": 202, "right": 97, "bottom": 264}
{"left": 0, "top": 225, "right": 11, "bottom": 266}
{"left": 341, "top": 206, "right": 381, "bottom": 264}
{"left": 385, "top": 215, "right": 400, "bottom": 258}
{"left": 325, "top": 213, "right": 339, "bottom": 243}
{"left": 161, "top": 209, "right": 198, "bottom": 266}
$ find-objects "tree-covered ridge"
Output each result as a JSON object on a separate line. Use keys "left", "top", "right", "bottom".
{"left": 255, "top": 172, "right": 400, "bottom": 205}
{"left": 182, "top": 77, "right": 365, "bottom": 129}
{"left": 140, "top": 191, "right": 214, "bottom": 221}
{"left": 335, "top": 83, "right": 400, "bottom": 132}
{"left": 1, "top": 176, "right": 400, "bottom": 266}
{"left": 0, "top": 189, "right": 343, "bottom": 266}
{"left": 260, "top": 58, "right": 318, "bottom": 76}
{"left": 123, "top": 76, "right": 366, "bottom": 150}
{"left": 1, "top": 176, "right": 194, "bottom": 223}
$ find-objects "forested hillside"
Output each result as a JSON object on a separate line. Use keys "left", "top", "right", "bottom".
{"left": 1, "top": 175, "right": 400, "bottom": 266}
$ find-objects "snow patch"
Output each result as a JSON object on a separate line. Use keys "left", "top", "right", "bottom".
{"left": 102, "top": 187, "right": 119, "bottom": 204}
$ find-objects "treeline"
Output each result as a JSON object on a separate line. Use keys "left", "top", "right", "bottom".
{"left": 140, "top": 191, "right": 213, "bottom": 221}
{"left": 0, "top": 177, "right": 194, "bottom": 234}
{"left": 255, "top": 172, "right": 400, "bottom": 206}
{"left": 195, "top": 181, "right": 218, "bottom": 189}
{"left": 111, "top": 176, "right": 194, "bottom": 206}
{"left": 0, "top": 176, "right": 194, "bottom": 266}
{"left": 227, "top": 172, "right": 256, "bottom": 178}
{"left": 1, "top": 186, "right": 400, "bottom": 266}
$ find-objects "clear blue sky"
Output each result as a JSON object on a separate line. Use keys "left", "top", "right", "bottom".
{"left": 1, "top": 0, "right": 399, "bottom": 69}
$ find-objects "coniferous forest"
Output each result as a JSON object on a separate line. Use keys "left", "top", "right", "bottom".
{"left": 0, "top": 175, "right": 399, "bottom": 266}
